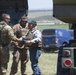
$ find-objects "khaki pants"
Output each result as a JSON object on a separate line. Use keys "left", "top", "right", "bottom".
{"left": 0, "top": 45, "right": 9, "bottom": 75}
{"left": 10, "top": 47, "right": 29, "bottom": 75}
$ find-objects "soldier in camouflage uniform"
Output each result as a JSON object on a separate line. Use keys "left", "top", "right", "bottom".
{"left": 0, "top": 13, "right": 21, "bottom": 75}
{"left": 10, "top": 16, "right": 29, "bottom": 75}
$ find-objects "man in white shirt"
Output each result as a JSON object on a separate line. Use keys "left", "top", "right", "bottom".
{"left": 22, "top": 20, "right": 42, "bottom": 75}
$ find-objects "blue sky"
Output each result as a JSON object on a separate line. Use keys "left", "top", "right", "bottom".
{"left": 28, "top": 0, "right": 53, "bottom": 10}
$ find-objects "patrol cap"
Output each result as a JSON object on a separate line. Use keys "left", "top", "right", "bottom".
{"left": 28, "top": 20, "right": 37, "bottom": 25}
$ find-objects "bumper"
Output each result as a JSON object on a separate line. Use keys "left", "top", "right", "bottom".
{"left": 42, "top": 44, "right": 59, "bottom": 50}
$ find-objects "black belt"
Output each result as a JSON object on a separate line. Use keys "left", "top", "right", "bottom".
{"left": 30, "top": 47, "right": 41, "bottom": 50}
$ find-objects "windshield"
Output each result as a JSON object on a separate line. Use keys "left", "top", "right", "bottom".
{"left": 42, "top": 29, "right": 55, "bottom": 36}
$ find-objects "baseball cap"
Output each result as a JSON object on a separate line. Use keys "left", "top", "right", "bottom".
{"left": 28, "top": 20, "right": 37, "bottom": 25}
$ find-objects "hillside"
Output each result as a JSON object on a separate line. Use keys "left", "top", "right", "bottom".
{"left": 28, "top": 10, "right": 65, "bottom": 24}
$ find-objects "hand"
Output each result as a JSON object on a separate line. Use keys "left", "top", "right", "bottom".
{"left": 26, "top": 40, "right": 32, "bottom": 46}
{"left": 18, "top": 38, "right": 22, "bottom": 41}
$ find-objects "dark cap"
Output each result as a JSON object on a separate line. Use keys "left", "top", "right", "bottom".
{"left": 28, "top": 20, "right": 37, "bottom": 25}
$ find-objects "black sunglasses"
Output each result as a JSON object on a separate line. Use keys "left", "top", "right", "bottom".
{"left": 21, "top": 20, "right": 28, "bottom": 23}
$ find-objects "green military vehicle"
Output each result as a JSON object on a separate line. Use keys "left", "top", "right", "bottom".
{"left": 0, "top": 0, "right": 28, "bottom": 24}
{"left": 53, "top": 0, "right": 76, "bottom": 75}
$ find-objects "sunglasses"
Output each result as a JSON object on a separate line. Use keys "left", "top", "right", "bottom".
{"left": 21, "top": 20, "right": 27, "bottom": 23}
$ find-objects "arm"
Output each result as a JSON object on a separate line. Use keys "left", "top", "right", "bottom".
{"left": 6, "top": 25, "right": 21, "bottom": 42}
{"left": 24, "top": 30, "right": 42, "bottom": 46}
{"left": 31, "top": 30, "right": 42, "bottom": 43}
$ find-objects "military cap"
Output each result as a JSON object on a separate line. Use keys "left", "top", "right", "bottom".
{"left": 28, "top": 20, "right": 37, "bottom": 25}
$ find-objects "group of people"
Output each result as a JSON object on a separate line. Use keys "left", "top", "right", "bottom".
{"left": 0, "top": 13, "right": 42, "bottom": 75}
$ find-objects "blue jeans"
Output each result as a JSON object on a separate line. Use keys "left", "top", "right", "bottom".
{"left": 29, "top": 47, "right": 42, "bottom": 75}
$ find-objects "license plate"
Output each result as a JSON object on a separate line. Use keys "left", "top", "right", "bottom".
{"left": 45, "top": 45, "right": 49, "bottom": 47}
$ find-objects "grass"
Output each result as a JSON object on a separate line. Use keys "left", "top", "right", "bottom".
{"left": 7, "top": 51, "right": 58, "bottom": 75}
{"left": 37, "top": 24, "right": 69, "bottom": 31}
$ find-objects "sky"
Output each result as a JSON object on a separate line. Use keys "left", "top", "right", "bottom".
{"left": 28, "top": 0, "right": 53, "bottom": 10}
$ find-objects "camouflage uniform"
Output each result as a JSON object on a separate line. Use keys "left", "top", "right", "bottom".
{"left": 0, "top": 21, "right": 19, "bottom": 75}
{"left": 10, "top": 23, "right": 29, "bottom": 75}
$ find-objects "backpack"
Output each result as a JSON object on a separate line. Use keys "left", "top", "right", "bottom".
{"left": 0, "top": 24, "right": 6, "bottom": 43}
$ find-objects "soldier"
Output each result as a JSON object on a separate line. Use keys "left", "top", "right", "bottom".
{"left": 10, "top": 16, "right": 29, "bottom": 75}
{"left": 0, "top": 13, "right": 21, "bottom": 75}
{"left": 22, "top": 20, "right": 42, "bottom": 75}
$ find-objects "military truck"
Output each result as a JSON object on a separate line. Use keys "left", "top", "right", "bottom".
{"left": 0, "top": 0, "right": 28, "bottom": 24}
{"left": 53, "top": 0, "right": 76, "bottom": 75}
